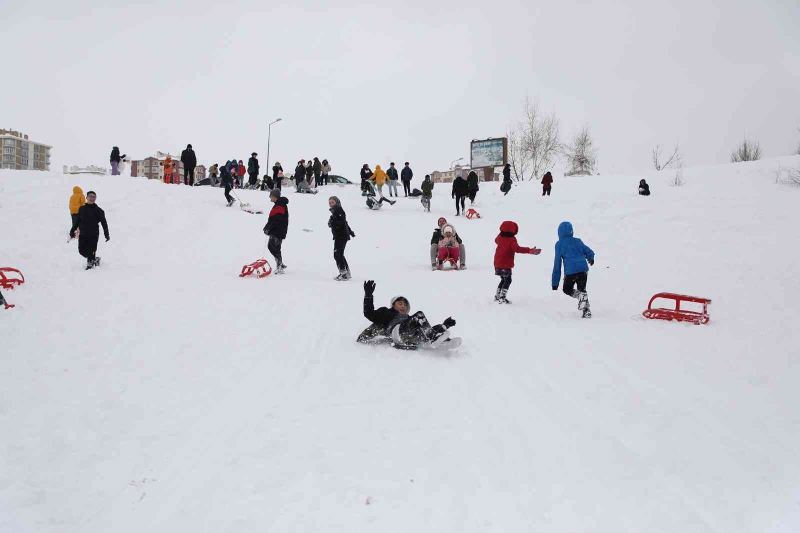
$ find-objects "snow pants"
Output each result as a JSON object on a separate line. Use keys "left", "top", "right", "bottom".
{"left": 563, "top": 271, "right": 588, "bottom": 296}
{"left": 78, "top": 233, "right": 99, "bottom": 262}
{"left": 437, "top": 246, "right": 460, "bottom": 264}
{"left": 430, "top": 243, "right": 465, "bottom": 267}
{"left": 334, "top": 237, "right": 349, "bottom": 272}
{"left": 356, "top": 312, "right": 437, "bottom": 345}
{"left": 268, "top": 236, "right": 283, "bottom": 266}
{"left": 454, "top": 194, "right": 466, "bottom": 215}
{"left": 542, "top": 185, "right": 551, "bottom": 196}
{"left": 496, "top": 268, "right": 512, "bottom": 291}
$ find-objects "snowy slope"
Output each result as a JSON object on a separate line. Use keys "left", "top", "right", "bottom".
{"left": 2, "top": 157, "right": 800, "bottom": 533}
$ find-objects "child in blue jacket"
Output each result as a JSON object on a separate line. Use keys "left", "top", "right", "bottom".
{"left": 551, "top": 221, "right": 595, "bottom": 318}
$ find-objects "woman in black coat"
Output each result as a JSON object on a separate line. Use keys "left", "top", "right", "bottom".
{"left": 328, "top": 196, "right": 355, "bottom": 280}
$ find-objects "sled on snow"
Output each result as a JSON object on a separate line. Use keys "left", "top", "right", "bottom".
{"left": 642, "top": 292, "right": 711, "bottom": 325}
{"left": 239, "top": 258, "right": 272, "bottom": 279}
{"left": 0, "top": 267, "right": 24, "bottom": 290}
{"left": 465, "top": 208, "right": 481, "bottom": 219}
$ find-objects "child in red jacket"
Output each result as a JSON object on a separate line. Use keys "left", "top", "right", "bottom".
{"left": 494, "top": 220, "right": 541, "bottom": 303}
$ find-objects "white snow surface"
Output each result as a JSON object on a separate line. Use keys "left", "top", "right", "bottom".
{"left": 2, "top": 158, "right": 800, "bottom": 533}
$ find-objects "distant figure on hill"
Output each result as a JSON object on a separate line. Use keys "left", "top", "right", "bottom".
{"left": 68, "top": 186, "right": 85, "bottom": 231}
{"left": 551, "top": 221, "right": 595, "bottom": 318}
{"left": 269, "top": 162, "right": 283, "bottom": 191}
{"left": 247, "top": 153, "right": 260, "bottom": 188}
{"left": 386, "top": 162, "right": 399, "bottom": 197}
{"left": 541, "top": 171, "right": 553, "bottom": 196}
{"left": 466, "top": 170, "right": 479, "bottom": 204}
{"left": 294, "top": 160, "right": 307, "bottom": 191}
{"left": 501, "top": 164, "right": 512, "bottom": 195}
{"left": 236, "top": 160, "right": 246, "bottom": 188}
{"left": 109, "top": 147, "right": 126, "bottom": 176}
{"left": 421, "top": 174, "right": 434, "bottom": 212}
{"left": 360, "top": 164, "right": 373, "bottom": 195}
{"left": 313, "top": 157, "right": 322, "bottom": 186}
{"left": 263, "top": 189, "right": 289, "bottom": 274}
{"left": 209, "top": 163, "right": 219, "bottom": 186}
{"left": 451, "top": 174, "right": 468, "bottom": 216}
{"left": 401, "top": 162, "right": 414, "bottom": 197}
{"left": 220, "top": 161, "right": 235, "bottom": 206}
{"left": 321, "top": 159, "right": 331, "bottom": 186}
{"left": 373, "top": 164, "right": 390, "bottom": 197}
{"left": 638, "top": 179, "right": 650, "bottom": 196}
{"left": 306, "top": 160, "right": 315, "bottom": 187}
{"left": 161, "top": 155, "right": 176, "bottom": 184}
{"left": 180, "top": 144, "right": 197, "bottom": 186}
{"left": 69, "top": 190, "right": 110, "bottom": 270}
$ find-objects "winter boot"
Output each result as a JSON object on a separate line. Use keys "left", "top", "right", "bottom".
{"left": 334, "top": 271, "right": 345, "bottom": 281}
{"left": 495, "top": 289, "right": 510, "bottom": 304}
{"left": 577, "top": 291, "right": 588, "bottom": 310}
{"left": 431, "top": 263, "right": 437, "bottom": 271}
{"left": 582, "top": 304, "right": 592, "bottom": 318}
{"left": 275, "top": 264, "right": 286, "bottom": 275}
{"left": 428, "top": 326, "right": 451, "bottom": 347}
{"left": 342, "top": 269, "right": 352, "bottom": 280}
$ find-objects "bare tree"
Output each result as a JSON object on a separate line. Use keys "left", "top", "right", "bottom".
{"left": 507, "top": 128, "right": 530, "bottom": 181}
{"left": 671, "top": 149, "right": 684, "bottom": 187}
{"left": 730, "top": 138, "right": 762, "bottom": 163}
{"left": 512, "top": 97, "right": 561, "bottom": 180}
{"left": 564, "top": 127, "right": 597, "bottom": 176}
{"left": 652, "top": 144, "right": 679, "bottom": 171}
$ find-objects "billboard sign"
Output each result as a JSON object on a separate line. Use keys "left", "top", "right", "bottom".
{"left": 470, "top": 137, "right": 507, "bottom": 168}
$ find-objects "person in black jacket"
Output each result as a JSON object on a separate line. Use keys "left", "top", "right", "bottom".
{"left": 294, "top": 160, "right": 307, "bottom": 191}
{"left": 451, "top": 174, "right": 468, "bottom": 216}
{"left": 328, "top": 196, "right": 356, "bottom": 280}
{"left": 220, "top": 161, "right": 235, "bottom": 206}
{"left": 356, "top": 280, "right": 456, "bottom": 348}
{"left": 401, "top": 162, "right": 413, "bottom": 197}
{"left": 263, "top": 189, "right": 289, "bottom": 274}
{"left": 313, "top": 157, "right": 322, "bottom": 186}
{"left": 109, "top": 146, "right": 126, "bottom": 176}
{"left": 69, "top": 190, "right": 110, "bottom": 269}
{"left": 246, "top": 152, "right": 259, "bottom": 188}
{"left": 360, "top": 164, "right": 373, "bottom": 195}
{"left": 638, "top": 179, "right": 651, "bottom": 196}
{"left": 466, "top": 170, "right": 479, "bottom": 204}
{"left": 501, "top": 164, "right": 512, "bottom": 195}
{"left": 180, "top": 144, "right": 197, "bottom": 185}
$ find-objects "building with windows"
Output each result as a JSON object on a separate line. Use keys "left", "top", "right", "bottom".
{"left": 130, "top": 153, "right": 206, "bottom": 182}
{"left": 0, "top": 129, "right": 52, "bottom": 170}
{"left": 430, "top": 165, "right": 499, "bottom": 184}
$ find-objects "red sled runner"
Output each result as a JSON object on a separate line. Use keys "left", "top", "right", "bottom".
{"left": 643, "top": 292, "right": 711, "bottom": 325}
{"left": 239, "top": 259, "right": 272, "bottom": 279}
{"left": 0, "top": 267, "right": 25, "bottom": 290}
{"left": 466, "top": 208, "right": 481, "bottom": 219}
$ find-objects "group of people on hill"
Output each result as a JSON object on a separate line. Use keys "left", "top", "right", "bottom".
{"left": 359, "top": 162, "right": 415, "bottom": 198}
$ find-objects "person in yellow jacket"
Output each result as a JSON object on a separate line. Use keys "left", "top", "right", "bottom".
{"left": 69, "top": 186, "right": 86, "bottom": 229}
{"left": 372, "top": 164, "right": 390, "bottom": 197}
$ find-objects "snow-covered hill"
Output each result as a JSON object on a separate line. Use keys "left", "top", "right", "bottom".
{"left": 2, "top": 157, "right": 799, "bottom": 533}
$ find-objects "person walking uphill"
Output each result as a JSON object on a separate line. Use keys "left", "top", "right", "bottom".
{"left": 501, "top": 164, "right": 512, "bottom": 195}
{"left": 451, "top": 174, "right": 468, "bottom": 216}
{"left": 420, "top": 174, "right": 434, "bottom": 212}
{"left": 263, "top": 189, "right": 289, "bottom": 274}
{"left": 386, "top": 162, "right": 399, "bottom": 197}
{"left": 247, "top": 153, "right": 260, "bottom": 188}
{"left": 220, "top": 160, "right": 235, "bottom": 206}
{"left": 466, "top": 170, "right": 479, "bottom": 204}
{"left": 109, "top": 147, "right": 126, "bottom": 176}
{"left": 69, "top": 190, "right": 110, "bottom": 270}
{"left": 493, "top": 221, "right": 541, "bottom": 303}
{"left": 181, "top": 144, "right": 197, "bottom": 185}
{"left": 551, "top": 221, "right": 595, "bottom": 318}
{"left": 68, "top": 186, "right": 85, "bottom": 231}
{"left": 541, "top": 171, "right": 553, "bottom": 196}
{"left": 401, "top": 162, "right": 413, "bottom": 197}
{"left": 328, "top": 196, "right": 356, "bottom": 280}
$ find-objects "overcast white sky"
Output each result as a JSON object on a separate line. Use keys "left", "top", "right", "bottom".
{"left": 3, "top": 0, "right": 798, "bottom": 177}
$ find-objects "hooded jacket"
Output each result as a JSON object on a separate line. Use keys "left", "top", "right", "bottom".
{"left": 248, "top": 156, "right": 259, "bottom": 175}
{"left": 110, "top": 147, "right": 124, "bottom": 163}
{"left": 401, "top": 166, "right": 413, "bottom": 182}
{"left": 373, "top": 165, "right": 389, "bottom": 186}
{"left": 295, "top": 163, "right": 307, "bottom": 182}
{"left": 541, "top": 172, "right": 553, "bottom": 186}
{"left": 494, "top": 221, "right": 534, "bottom": 269}
{"left": 237, "top": 162, "right": 246, "bottom": 177}
{"left": 360, "top": 166, "right": 372, "bottom": 182}
{"left": 551, "top": 221, "right": 595, "bottom": 287}
{"left": 264, "top": 197, "right": 289, "bottom": 239}
{"left": 69, "top": 186, "right": 86, "bottom": 214}
{"left": 467, "top": 171, "right": 479, "bottom": 191}
{"left": 421, "top": 178, "right": 434, "bottom": 197}
{"left": 639, "top": 180, "right": 650, "bottom": 195}
{"left": 430, "top": 222, "right": 462, "bottom": 245}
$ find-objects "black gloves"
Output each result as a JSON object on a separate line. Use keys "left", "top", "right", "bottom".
{"left": 588, "top": 259, "right": 594, "bottom": 266}
{"left": 105, "top": 236, "right": 110, "bottom": 242}
{"left": 349, "top": 229, "right": 356, "bottom": 238}
{"left": 552, "top": 286, "right": 558, "bottom": 291}
{"left": 443, "top": 317, "right": 456, "bottom": 329}
{"left": 364, "top": 280, "right": 376, "bottom": 296}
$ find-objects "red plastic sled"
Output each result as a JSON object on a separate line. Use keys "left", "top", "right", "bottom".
{"left": 643, "top": 292, "right": 711, "bottom": 325}
{"left": 239, "top": 259, "right": 272, "bottom": 279}
{"left": 0, "top": 267, "right": 25, "bottom": 290}
{"left": 466, "top": 208, "right": 481, "bottom": 219}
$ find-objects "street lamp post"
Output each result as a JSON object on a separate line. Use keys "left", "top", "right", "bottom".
{"left": 266, "top": 118, "right": 283, "bottom": 184}
{"left": 450, "top": 157, "right": 464, "bottom": 170}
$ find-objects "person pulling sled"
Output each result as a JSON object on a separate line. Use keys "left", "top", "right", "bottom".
{"left": 263, "top": 189, "right": 289, "bottom": 274}
{"left": 357, "top": 280, "right": 459, "bottom": 350}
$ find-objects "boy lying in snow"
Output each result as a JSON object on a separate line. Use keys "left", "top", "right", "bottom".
{"left": 356, "top": 280, "right": 457, "bottom": 350}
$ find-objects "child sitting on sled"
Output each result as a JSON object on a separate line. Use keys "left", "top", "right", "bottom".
{"left": 436, "top": 224, "right": 461, "bottom": 270}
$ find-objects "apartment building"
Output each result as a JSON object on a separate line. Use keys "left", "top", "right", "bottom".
{"left": 430, "top": 166, "right": 498, "bottom": 184}
{"left": 130, "top": 154, "right": 206, "bottom": 182}
{"left": 0, "top": 129, "right": 52, "bottom": 171}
